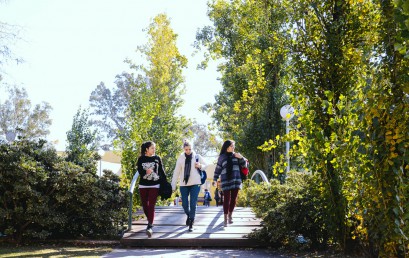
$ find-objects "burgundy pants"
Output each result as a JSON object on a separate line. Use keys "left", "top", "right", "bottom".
{"left": 223, "top": 188, "right": 239, "bottom": 215}
{"left": 139, "top": 188, "right": 159, "bottom": 225}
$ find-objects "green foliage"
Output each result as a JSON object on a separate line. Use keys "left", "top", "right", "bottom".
{"left": 189, "top": 122, "right": 221, "bottom": 156}
{"left": 241, "top": 172, "right": 330, "bottom": 250}
{"left": 52, "top": 167, "right": 128, "bottom": 239}
{"left": 344, "top": 1, "right": 409, "bottom": 256}
{"left": 119, "top": 14, "right": 190, "bottom": 187}
{"left": 195, "top": 0, "right": 291, "bottom": 175}
{"left": 0, "top": 139, "right": 127, "bottom": 244}
{"left": 65, "top": 107, "right": 99, "bottom": 173}
{"left": 284, "top": 0, "right": 386, "bottom": 253}
{"left": 0, "top": 85, "right": 52, "bottom": 141}
{"left": 201, "top": 0, "right": 408, "bottom": 256}
{"left": 88, "top": 78, "right": 130, "bottom": 147}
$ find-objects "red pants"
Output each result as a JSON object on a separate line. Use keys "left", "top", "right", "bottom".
{"left": 223, "top": 188, "right": 239, "bottom": 215}
{"left": 139, "top": 188, "right": 159, "bottom": 225}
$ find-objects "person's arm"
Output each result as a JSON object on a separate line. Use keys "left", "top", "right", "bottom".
{"left": 137, "top": 157, "right": 146, "bottom": 177}
{"left": 213, "top": 156, "right": 223, "bottom": 185}
{"left": 239, "top": 156, "right": 247, "bottom": 167}
{"left": 197, "top": 154, "right": 208, "bottom": 170}
{"left": 234, "top": 152, "right": 247, "bottom": 167}
{"left": 171, "top": 156, "right": 182, "bottom": 191}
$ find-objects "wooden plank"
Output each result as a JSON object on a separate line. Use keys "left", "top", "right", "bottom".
{"left": 132, "top": 206, "right": 262, "bottom": 225}
{"left": 126, "top": 225, "right": 260, "bottom": 234}
{"left": 121, "top": 206, "right": 266, "bottom": 248}
{"left": 133, "top": 220, "right": 262, "bottom": 226}
{"left": 123, "top": 232, "right": 256, "bottom": 239}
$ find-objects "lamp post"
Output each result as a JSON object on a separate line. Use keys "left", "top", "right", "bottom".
{"left": 280, "top": 105, "right": 294, "bottom": 174}
{"left": 98, "top": 149, "right": 105, "bottom": 177}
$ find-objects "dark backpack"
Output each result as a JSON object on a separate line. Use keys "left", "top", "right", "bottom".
{"left": 195, "top": 154, "right": 207, "bottom": 185}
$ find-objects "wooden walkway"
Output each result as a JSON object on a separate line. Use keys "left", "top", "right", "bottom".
{"left": 121, "top": 206, "right": 265, "bottom": 247}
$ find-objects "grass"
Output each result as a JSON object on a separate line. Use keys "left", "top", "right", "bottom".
{"left": 0, "top": 242, "right": 115, "bottom": 258}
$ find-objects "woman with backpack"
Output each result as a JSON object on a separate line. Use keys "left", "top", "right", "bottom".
{"left": 171, "top": 140, "right": 207, "bottom": 232}
{"left": 213, "top": 140, "right": 247, "bottom": 227}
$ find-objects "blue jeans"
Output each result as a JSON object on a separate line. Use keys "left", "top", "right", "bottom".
{"left": 179, "top": 185, "right": 201, "bottom": 220}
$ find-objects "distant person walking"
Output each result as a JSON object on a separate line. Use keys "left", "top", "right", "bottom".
{"left": 203, "top": 189, "right": 212, "bottom": 207}
{"left": 137, "top": 141, "right": 167, "bottom": 238}
{"left": 171, "top": 140, "right": 207, "bottom": 232}
{"left": 213, "top": 140, "right": 247, "bottom": 227}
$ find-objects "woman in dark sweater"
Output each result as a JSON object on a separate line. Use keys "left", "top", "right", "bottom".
{"left": 137, "top": 141, "right": 166, "bottom": 238}
{"left": 213, "top": 140, "right": 247, "bottom": 227}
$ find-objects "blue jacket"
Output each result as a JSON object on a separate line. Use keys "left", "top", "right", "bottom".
{"left": 204, "top": 191, "right": 211, "bottom": 201}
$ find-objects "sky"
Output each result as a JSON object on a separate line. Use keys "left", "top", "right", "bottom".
{"left": 0, "top": 0, "right": 222, "bottom": 151}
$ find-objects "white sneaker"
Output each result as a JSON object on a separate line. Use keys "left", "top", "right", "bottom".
{"left": 146, "top": 228, "right": 153, "bottom": 238}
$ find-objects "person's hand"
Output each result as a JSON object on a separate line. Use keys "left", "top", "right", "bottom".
{"left": 212, "top": 181, "right": 216, "bottom": 187}
{"left": 194, "top": 162, "right": 201, "bottom": 169}
{"left": 234, "top": 152, "right": 243, "bottom": 159}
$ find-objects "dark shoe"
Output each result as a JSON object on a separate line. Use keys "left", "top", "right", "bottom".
{"left": 188, "top": 219, "right": 194, "bottom": 232}
{"left": 186, "top": 215, "right": 190, "bottom": 226}
{"left": 228, "top": 213, "right": 233, "bottom": 224}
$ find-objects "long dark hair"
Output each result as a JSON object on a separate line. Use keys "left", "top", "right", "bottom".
{"left": 140, "top": 141, "right": 155, "bottom": 156}
{"left": 219, "top": 140, "right": 235, "bottom": 155}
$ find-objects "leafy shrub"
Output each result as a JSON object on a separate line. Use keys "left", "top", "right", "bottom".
{"left": 0, "top": 139, "right": 128, "bottom": 243}
{"left": 241, "top": 171, "right": 330, "bottom": 250}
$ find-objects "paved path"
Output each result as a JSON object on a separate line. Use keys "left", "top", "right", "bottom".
{"left": 103, "top": 247, "right": 290, "bottom": 258}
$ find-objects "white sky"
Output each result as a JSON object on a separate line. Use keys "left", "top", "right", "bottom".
{"left": 0, "top": 0, "right": 221, "bottom": 151}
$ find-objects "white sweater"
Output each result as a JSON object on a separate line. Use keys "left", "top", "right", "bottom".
{"left": 171, "top": 151, "right": 208, "bottom": 190}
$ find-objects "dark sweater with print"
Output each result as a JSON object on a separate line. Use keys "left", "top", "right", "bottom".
{"left": 137, "top": 155, "right": 166, "bottom": 186}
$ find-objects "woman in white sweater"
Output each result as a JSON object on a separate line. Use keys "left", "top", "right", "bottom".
{"left": 171, "top": 140, "right": 207, "bottom": 232}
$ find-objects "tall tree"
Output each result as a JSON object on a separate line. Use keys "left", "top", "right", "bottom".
{"left": 120, "top": 14, "right": 189, "bottom": 185}
{"left": 0, "top": 85, "right": 52, "bottom": 142}
{"left": 0, "top": 21, "right": 23, "bottom": 80}
{"left": 286, "top": 0, "right": 382, "bottom": 251}
{"left": 195, "top": 0, "right": 291, "bottom": 176}
{"left": 351, "top": 0, "right": 409, "bottom": 255}
{"left": 65, "top": 107, "right": 99, "bottom": 173}
{"left": 189, "top": 122, "right": 220, "bottom": 157}
{"left": 88, "top": 73, "right": 134, "bottom": 147}
{"left": 200, "top": 0, "right": 409, "bottom": 255}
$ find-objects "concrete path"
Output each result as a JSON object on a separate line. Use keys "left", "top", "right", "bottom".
{"left": 102, "top": 247, "right": 290, "bottom": 258}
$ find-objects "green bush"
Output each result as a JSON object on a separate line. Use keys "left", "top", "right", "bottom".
{"left": 240, "top": 171, "right": 330, "bottom": 250}
{"left": 0, "top": 139, "right": 128, "bottom": 243}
